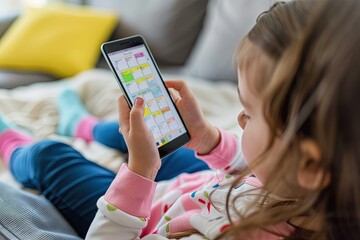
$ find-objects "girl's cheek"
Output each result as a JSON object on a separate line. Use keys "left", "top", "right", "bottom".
{"left": 241, "top": 125, "right": 270, "bottom": 181}
{"left": 242, "top": 132, "right": 266, "bottom": 183}
{"left": 241, "top": 130, "right": 256, "bottom": 166}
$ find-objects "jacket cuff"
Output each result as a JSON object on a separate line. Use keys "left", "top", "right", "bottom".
{"left": 104, "top": 163, "right": 156, "bottom": 217}
{"left": 195, "top": 128, "right": 238, "bottom": 169}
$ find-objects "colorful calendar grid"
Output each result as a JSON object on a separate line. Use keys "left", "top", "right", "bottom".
{"left": 136, "top": 77, "right": 149, "bottom": 90}
{"left": 147, "top": 99, "right": 160, "bottom": 112}
{"left": 159, "top": 122, "right": 171, "bottom": 135}
{"left": 134, "top": 52, "right": 144, "bottom": 58}
{"left": 161, "top": 106, "right": 174, "bottom": 120}
{"left": 135, "top": 52, "right": 147, "bottom": 64}
{"left": 116, "top": 52, "right": 147, "bottom": 71}
{"left": 152, "top": 110, "right": 166, "bottom": 124}
{"left": 156, "top": 96, "right": 167, "bottom": 109}
{"left": 126, "top": 56, "right": 138, "bottom": 67}
{"left": 167, "top": 118, "right": 179, "bottom": 130}
{"left": 151, "top": 127, "right": 162, "bottom": 140}
{"left": 140, "top": 63, "right": 152, "bottom": 75}
{"left": 150, "top": 85, "right": 162, "bottom": 98}
{"left": 141, "top": 89, "right": 155, "bottom": 101}
{"left": 145, "top": 115, "right": 156, "bottom": 129}
{"left": 121, "top": 70, "right": 134, "bottom": 82}
{"left": 116, "top": 58, "right": 128, "bottom": 71}
{"left": 144, "top": 74, "right": 155, "bottom": 81}
{"left": 113, "top": 48, "right": 184, "bottom": 148}
{"left": 131, "top": 66, "right": 143, "bottom": 79}
{"left": 127, "top": 81, "right": 140, "bottom": 94}
{"left": 144, "top": 106, "right": 151, "bottom": 117}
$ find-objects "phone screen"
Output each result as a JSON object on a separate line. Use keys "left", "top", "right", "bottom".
{"left": 107, "top": 44, "right": 188, "bottom": 148}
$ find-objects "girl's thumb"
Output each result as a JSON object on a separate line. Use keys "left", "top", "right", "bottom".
{"left": 130, "top": 97, "right": 146, "bottom": 127}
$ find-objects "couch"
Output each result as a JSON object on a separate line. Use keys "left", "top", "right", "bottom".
{"left": 0, "top": 0, "right": 273, "bottom": 239}
{"left": 0, "top": 0, "right": 273, "bottom": 88}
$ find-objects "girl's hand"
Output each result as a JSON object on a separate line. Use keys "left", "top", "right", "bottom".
{"left": 165, "top": 80, "right": 220, "bottom": 155}
{"left": 118, "top": 95, "right": 161, "bottom": 180}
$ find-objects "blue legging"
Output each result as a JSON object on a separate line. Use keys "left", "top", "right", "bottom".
{"left": 9, "top": 121, "right": 209, "bottom": 238}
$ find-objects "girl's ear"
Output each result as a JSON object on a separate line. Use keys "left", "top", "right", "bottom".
{"left": 297, "top": 139, "right": 330, "bottom": 191}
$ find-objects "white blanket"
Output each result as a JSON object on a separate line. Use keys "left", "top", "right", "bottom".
{"left": 0, "top": 69, "right": 242, "bottom": 188}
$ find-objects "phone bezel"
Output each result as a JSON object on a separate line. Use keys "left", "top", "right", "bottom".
{"left": 101, "top": 35, "right": 190, "bottom": 158}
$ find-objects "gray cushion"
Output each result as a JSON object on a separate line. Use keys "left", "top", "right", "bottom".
{"left": 82, "top": 0, "right": 208, "bottom": 65}
{"left": 0, "top": 183, "right": 80, "bottom": 240}
{"left": 184, "top": 0, "right": 270, "bottom": 83}
{"left": 0, "top": 71, "right": 56, "bottom": 89}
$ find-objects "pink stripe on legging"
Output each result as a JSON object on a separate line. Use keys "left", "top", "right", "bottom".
{"left": 0, "top": 130, "right": 33, "bottom": 166}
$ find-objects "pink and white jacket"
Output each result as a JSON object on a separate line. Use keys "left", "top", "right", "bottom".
{"left": 86, "top": 129, "right": 294, "bottom": 239}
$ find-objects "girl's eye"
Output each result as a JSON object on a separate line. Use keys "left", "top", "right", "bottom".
{"left": 242, "top": 112, "right": 251, "bottom": 120}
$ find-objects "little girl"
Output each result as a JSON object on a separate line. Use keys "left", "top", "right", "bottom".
{"left": 87, "top": 0, "right": 360, "bottom": 239}
{"left": 1, "top": 0, "right": 358, "bottom": 239}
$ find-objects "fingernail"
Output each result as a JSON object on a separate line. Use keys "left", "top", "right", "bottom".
{"left": 135, "top": 97, "right": 144, "bottom": 105}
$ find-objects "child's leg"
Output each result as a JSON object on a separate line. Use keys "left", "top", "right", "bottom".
{"left": 7, "top": 139, "right": 115, "bottom": 238}
{"left": 57, "top": 88, "right": 97, "bottom": 141}
{"left": 92, "top": 121, "right": 128, "bottom": 152}
{"left": 0, "top": 117, "right": 33, "bottom": 166}
{"left": 0, "top": 118, "right": 114, "bottom": 238}
{"left": 156, "top": 147, "right": 210, "bottom": 181}
{"left": 57, "top": 89, "right": 127, "bottom": 151}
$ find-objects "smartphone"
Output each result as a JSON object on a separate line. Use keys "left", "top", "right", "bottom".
{"left": 101, "top": 35, "right": 190, "bottom": 158}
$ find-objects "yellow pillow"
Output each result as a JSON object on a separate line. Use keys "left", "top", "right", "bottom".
{"left": 0, "top": 5, "right": 117, "bottom": 78}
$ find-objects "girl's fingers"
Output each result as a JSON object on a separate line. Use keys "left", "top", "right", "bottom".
{"left": 165, "top": 80, "right": 194, "bottom": 99}
{"left": 168, "top": 88, "right": 181, "bottom": 103}
{"left": 129, "top": 97, "right": 147, "bottom": 131}
{"left": 118, "top": 95, "right": 131, "bottom": 133}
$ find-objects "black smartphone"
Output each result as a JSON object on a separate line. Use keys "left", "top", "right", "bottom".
{"left": 101, "top": 35, "right": 190, "bottom": 158}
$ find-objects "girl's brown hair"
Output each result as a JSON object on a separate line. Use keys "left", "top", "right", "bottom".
{"left": 223, "top": 0, "right": 360, "bottom": 239}
{"left": 236, "top": 1, "right": 312, "bottom": 95}
{"left": 263, "top": 0, "right": 360, "bottom": 238}
{"left": 217, "top": 1, "right": 319, "bottom": 239}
